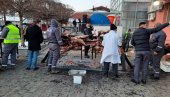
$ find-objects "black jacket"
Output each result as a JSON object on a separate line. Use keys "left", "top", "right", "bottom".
{"left": 25, "top": 24, "right": 43, "bottom": 51}
{"left": 150, "top": 30, "right": 166, "bottom": 53}
{"left": 131, "top": 23, "right": 169, "bottom": 51}
{"left": 84, "top": 27, "right": 93, "bottom": 40}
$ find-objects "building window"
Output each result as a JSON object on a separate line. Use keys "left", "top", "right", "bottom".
{"left": 137, "top": 11, "right": 148, "bottom": 19}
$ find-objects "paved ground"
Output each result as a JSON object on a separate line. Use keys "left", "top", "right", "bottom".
{"left": 0, "top": 50, "right": 170, "bottom": 97}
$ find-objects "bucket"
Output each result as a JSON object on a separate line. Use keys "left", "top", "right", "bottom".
{"left": 68, "top": 70, "right": 86, "bottom": 76}
{"left": 161, "top": 61, "right": 170, "bottom": 72}
{"left": 73, "top": 76, "right": 82, "bottom": 84}
{"left": 68, "top": 70, "right": 86, "bottom": 85}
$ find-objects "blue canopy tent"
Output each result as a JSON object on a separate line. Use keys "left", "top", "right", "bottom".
{"left": 90, "top": 13, "right": 110, "bottom": 26}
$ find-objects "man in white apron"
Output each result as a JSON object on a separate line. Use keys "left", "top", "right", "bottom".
{"left": 100, "top": 24, "right": 123, "bottom": 78}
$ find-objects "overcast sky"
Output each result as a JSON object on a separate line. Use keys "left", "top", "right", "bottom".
{"left": 59, "top": 0, "right": 110, "bottom": 11}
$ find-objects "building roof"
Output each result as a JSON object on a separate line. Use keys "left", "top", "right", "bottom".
{"left": 71, "top": 12, "right": 91, "bottom": 20}
{"left": 71, "top": 6, "right": 110, "bottom": 20}
{"left": 90, "top": 6, "right": 110, "bottom": 12}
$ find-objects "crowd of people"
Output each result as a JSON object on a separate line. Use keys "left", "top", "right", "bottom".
{"left": 98, "top": 21, "right": 170, "bottom": 84}
{"left": 0, "top": 18, "right": 170, "bottom": 85}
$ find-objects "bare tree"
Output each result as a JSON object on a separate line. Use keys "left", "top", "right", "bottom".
{"left": 0, "top": 0, "right": 11, "bottom": 23}
{"left": 42, "top": 0, "right": 74, "bottom": 23}
{"left": 0, "top": 0, "right": 74, "bottom": 45}
{"left": 27, "top": 0, "right": 74, "bottom": 24}
{"left": 9, "top": 0, "right": 46, "bottom": 45}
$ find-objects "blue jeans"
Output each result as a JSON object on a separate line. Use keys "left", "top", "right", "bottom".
{"left": 27, "top": 50, "right": 38, "bottom": 69}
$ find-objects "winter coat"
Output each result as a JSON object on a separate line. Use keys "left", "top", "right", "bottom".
{"left": 25, "top": 24, "right": 43, "bottom": 51}
{"left": 84, "top": 27, "right": 93, "bottom": 40}
{"left": 131, "top": 23, "right": 169, "bottom": 51}
{"left": 47, "top": 19, "right": 62, "bottom": 45}
{"left": 150, "top": 30, "right": 166, "bottom": 53}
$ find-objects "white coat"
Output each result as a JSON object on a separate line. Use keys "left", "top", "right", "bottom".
{"left": 100, "top": 30, "right": 121, "bottom": 64}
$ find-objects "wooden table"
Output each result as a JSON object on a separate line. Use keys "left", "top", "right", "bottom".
{"left": 41, "top": 36, "right": 98, "bottom": 63}
{"left": 81, "top": 40, "right": 98, "bottom": 60}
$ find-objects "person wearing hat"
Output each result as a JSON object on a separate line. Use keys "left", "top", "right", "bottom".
{"left": 131, "top": 21, "right": 170, "bottom": 84}
{"left": 100, "top": 24, "right": 123, "bottom": 78}
{"left": 0, "top": 21, "right": 20, "bottom": 70}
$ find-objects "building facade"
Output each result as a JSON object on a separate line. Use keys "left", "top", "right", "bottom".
{"left": 0, "top": 14, "right": 31, "bottom": 26}
{"left": 148, "top": 0, "right": 170, "bottom": 43}
{"left": 110, "top": 0, "right": 151, "bottom": 33}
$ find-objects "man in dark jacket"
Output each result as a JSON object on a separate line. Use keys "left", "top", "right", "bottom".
{"left": 25, "top": 20, "right": 43, "bottom": 70}
{"left": 131, "top": 22, "right": 169, "bottom": 84}
{"left": 47, "top": 19, "right": 63, "bottom": 73}
{"left": 150, "top": 23, "right": 167, "bottom": 80}
{"left": 73, "top": 19, "right": 77, "bottom": 27}
{"left": 84, "top": 23, "right": 93, "bottom": 58}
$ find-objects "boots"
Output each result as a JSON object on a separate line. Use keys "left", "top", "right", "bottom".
{"left": 10, "top": 64, "right": 16, "bottom": 69}
{"left": 0, "top": 65, "right": 7, "bottom": 71}
{"left": 103, "top": 72, "right": 109, "bottom": 77}
{"left": 154, "top": 72, "right": 160, "bottom": 80}
{"left": 51, "top": 67, "right": 60, "bottom": 74}
{"left": 47, "top": 65, "right": 52, "bottom": 72}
